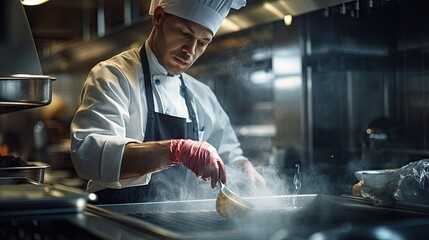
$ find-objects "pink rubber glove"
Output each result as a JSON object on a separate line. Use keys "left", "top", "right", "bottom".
{"left": 170, "top": 139, "right": 226, "bottom": 188}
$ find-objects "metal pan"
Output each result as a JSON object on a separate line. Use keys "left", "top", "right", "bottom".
{"left": 0, "top": 161, "right": 50, "bottom": 183}
{"left": 0, "top": 177, "right": 41, "bottom": 185}
{"left": 0, "top": 74, "right": 56, "bottom": 114}
{"left": 0, "top": 184, "right": 93, "bottom": 216}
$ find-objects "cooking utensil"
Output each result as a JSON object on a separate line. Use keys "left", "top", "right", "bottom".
{"left": 0, "top": 177, "right": 41, "bottom": 185}
{"left": 0, "top": 74, "right": 55, "bottom": 114}
{"left": 215, "top": 181, "right": 255, "bottom": 218}
{"left": 354, "top": 169, "right": 400, "bottom": 206}
{"left": 0, "top": 184, "right": 92, "bottom": 216}
{"left": 0, "top": 161, "right": 50, "bottom": 183}
{"left": 354, "top": 169, "right": 398, "bottom": 188}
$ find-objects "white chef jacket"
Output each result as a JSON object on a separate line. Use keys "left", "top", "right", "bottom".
{"left": 70, "top": 42, "right": 246, "bottom": 192}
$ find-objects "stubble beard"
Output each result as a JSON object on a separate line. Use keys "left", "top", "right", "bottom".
{"left": 165, "top": 51, "right": 194, "bottom": 76}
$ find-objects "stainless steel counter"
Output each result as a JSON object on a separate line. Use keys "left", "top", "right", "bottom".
{"left": 2, "top": 184, "right": 429, "bottom": 240}
{"left": 96, "top": 194, "right": 429, "bottom": 240}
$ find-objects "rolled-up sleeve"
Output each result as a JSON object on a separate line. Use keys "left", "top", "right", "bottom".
{"left": 70, "top": 58, "right": 145, "bottom": 188}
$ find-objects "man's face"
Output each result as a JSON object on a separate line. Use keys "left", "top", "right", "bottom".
{"left": 151, "top": 10, "right": 213, "bottom": 76}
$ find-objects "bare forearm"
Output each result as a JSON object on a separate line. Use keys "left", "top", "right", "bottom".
{"left": 120, "top": 140, "right": 174, "bottom": 179}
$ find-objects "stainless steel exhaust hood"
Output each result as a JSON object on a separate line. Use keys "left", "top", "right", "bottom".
{"left": 41, "top": 0, "right": 353, "bottom": 73}
{"left": 0, "top": 0, "right": 42, "bottom": 75}
{"left": 0, "top": 0, "right": 55, "bottom": 114}
{"left": 217, "top": 0, "right": 355, "bottom": 36}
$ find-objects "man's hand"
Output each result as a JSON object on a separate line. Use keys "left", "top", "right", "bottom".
{"left": 231, "top": 159, "right": 266, "bottom": 192}
{"left": 170, "top": 139, "right": 226, "bottom": 188}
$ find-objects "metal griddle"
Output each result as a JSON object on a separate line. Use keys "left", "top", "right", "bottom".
{"left": 95, "top": 194, "right": 429, "bottom": 240}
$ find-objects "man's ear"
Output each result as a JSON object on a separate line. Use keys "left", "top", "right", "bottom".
{"left": 152, "top": 6, "right": 165, "bottom": 27}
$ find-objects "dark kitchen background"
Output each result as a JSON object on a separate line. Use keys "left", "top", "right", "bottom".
{"left": 1, "top": 0, "right": 428, "bottom": 196}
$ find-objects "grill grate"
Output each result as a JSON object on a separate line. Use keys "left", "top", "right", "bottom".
{"left": 133, "top": 211, "right": 239, "bottom": 233}
{"left": 131, "top": 208, "right": 308, "bottom": 239}
{"left": 130, "top": 206, "right": 423, "bottom": 239}
{"left": 101, "top": 195, "right": 429, "bottom": 239}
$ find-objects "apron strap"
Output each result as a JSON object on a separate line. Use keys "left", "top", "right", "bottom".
{"left": 180, "top": 76, "right": 199, "bottom": 134}
{"left": 140, "top": 44, "right": 155, "bottom": 113}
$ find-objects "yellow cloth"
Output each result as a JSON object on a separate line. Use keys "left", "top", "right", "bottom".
{"left": 352, "top": 180, "right": 364, "bottom": 197}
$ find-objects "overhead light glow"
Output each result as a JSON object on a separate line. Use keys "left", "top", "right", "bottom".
{"left": 21, "top": 0, "right": 49, "bottom": 6}
{"left": 263, "top": 2, "right": 285, "bottom": 19}
{"left": 221, "top": 18, "right": 241, "bottom": 32}
{"left": 284, "top": 15, "right": 293, "bottom": 26}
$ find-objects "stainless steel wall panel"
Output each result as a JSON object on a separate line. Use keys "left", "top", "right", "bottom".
{"left": 272, "top": 20, "right": 305, "bottom": 168}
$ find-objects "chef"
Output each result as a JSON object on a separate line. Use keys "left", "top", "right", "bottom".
{"left": 70, "top": 0, "right": 265, "bottom": 204}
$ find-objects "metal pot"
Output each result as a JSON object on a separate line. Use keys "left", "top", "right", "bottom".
{"left": 0, "top": 74, "right": 56, "bottom": 114}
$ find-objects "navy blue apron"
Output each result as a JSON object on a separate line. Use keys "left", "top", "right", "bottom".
{"left": 94, "top": 44, "right": 199, "bottom": 204}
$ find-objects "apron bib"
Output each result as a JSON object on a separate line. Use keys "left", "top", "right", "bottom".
{"left": 95, "top": 44, "right": 199, "bottom": 204}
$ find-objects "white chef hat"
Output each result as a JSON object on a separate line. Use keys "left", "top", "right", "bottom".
{"left": 149, "top": 0, "right": 246, "bottom": 35}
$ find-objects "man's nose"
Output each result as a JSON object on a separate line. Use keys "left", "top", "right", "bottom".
{"left": 182, "top": 39, "right": 197, "bottom": 56}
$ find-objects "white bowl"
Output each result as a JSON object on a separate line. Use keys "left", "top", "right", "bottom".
{"left": 354, "top": 169, "right": 398, "bottom": 188}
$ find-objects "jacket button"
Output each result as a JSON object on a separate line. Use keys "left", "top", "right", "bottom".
{"left": 154, "top": 79, "right": 161, "bottom": 85}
